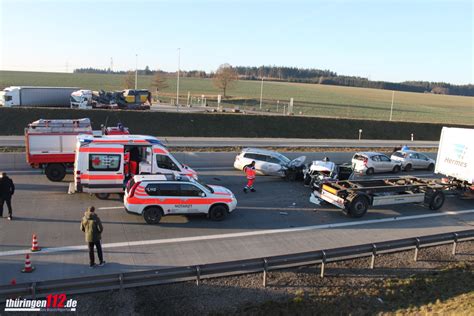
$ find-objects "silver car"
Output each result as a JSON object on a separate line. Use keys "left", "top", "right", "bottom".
{"left": 352, "top": 152, "right": 402, "bottom": 175}
{"left": 390, "top": 150, "right": 436, "bottom": 171}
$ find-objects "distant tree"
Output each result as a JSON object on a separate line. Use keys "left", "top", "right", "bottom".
{"left": 144, "top": 65, "right": 152, "bottom": 75}
{"left": 123, "top": 71, "right": 135, "bottom": 89}
{"left": 431, "top": 86, "right": 450, "bottom": 95}
{"left": 213, "top": 64, "right": 238, "bottom": 97}
{"left": 150, "top": 72, "right": 169, "bottom": 92}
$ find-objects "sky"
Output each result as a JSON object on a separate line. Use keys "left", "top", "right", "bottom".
{"left": 0, "top": 0, "right": 472, "bottom": 84}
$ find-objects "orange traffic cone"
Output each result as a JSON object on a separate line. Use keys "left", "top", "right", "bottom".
{"left": 31, "top": 234, "right": 41, "bottom": 252}
{"left": 21, "top": 254, "right": 35, "bottom": 273}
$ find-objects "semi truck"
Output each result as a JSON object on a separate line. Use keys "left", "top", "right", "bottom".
{"left": 1, "top": 86, "right": 80, "bottom": 107}
{"left": 25, "top": 119, "right": 129, "bottom": 182}
{"left": 309, "top": 126, "right": 473, "bottom": 217}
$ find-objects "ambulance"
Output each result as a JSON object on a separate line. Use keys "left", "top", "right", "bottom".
{"left": 73, "top": 134, "right": 197, "bottom": 199}
{"left": 124, "top": 174, "right": 237, "bottom": 224}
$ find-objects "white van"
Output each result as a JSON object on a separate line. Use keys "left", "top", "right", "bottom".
{"left": 74, "top": 134, "right": 197, "bottom": 199}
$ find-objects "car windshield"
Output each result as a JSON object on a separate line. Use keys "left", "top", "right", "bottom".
{"left": 196, "top": 179, "right": 214, "bottom": 193}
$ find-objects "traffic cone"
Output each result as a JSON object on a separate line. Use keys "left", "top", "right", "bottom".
{"left": 31, "top": 234, "right": 41, "bottom": 252}
{"left": 21, "top": 254, "right": 35, "bottom": 273}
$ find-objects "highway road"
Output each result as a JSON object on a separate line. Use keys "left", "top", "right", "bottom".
{"left": 0, "top": 150, "right": 472, "bottom": 286}
{"left": 0, "top": 135, "right": 438, "bottom": 148}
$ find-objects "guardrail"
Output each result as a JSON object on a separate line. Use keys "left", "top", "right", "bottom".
{"left": 1, "top": 229, "right": 472, "bottom": 299}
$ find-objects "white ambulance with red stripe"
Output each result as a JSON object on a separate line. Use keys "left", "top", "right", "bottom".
{"left": 74, "top": 134, "right": 197, "bottom": 199}
{"left": 124, "top": 174, "right": 237, "bottom": 224}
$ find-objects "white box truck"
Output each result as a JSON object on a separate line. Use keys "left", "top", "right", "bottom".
{"left": 435, "top": 127, "right": 474, "bottom": 188}
{"left": 0, "top": 86, "right": 80, "bottom": 107}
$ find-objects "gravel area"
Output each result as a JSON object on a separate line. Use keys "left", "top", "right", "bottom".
{"left": 75, "top": 241, "right": 473, "bottom": 315}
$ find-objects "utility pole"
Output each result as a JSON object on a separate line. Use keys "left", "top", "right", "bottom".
{"left": 177, "top": 48, "right": 181, "bottom": 110}
{"left": 135, "top": 54, "right": 138, "bottom": 90}
{"left": 390, "top": 91, "right": 395, "bottom": 121}
{"left": 259, "top": 77, "right": 264, "bottom": 110}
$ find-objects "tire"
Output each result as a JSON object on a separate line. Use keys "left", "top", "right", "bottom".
{"left": 404, "top": 164, "right": 412, "bottom": 172}
{"left": 95, "top": 193, "right": 110, "bottom": 200}
{"left": 143, "top": 206, "right": 163, "bottom": 224}
{"left": 347, "top": 195, "right": 369, "bottom": 218}
{"left": 392, "top": 165, "right": 401, "bottom": 173}
{"left": 45, "top": 164, "right": 66, "bottom": 182}
{"left": 208, "top": 205, "right": 228, "bottom": 221}
{"left": 427, "top": 163, "right": 435, "bottom": 171}
{"left": 427, "top": 191, "right": 445, "bottom": 210}
{"left": 366, "top": 168, "right": 374, "bottom": 176}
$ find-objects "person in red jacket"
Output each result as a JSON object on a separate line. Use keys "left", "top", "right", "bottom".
{"left": 243, "top": 161, "right": 256, "bottom": 193}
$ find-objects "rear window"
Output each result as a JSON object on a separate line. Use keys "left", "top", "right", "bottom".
{"left": 392, "top": 152, "right": 404, "bottom": 158}
{"left": 353, "top": 154, "right": 367, "bottom": 161}
{"left": 89, "top": 154, "right": 121, "bottom": 171}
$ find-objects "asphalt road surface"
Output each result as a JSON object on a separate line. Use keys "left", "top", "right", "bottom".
{"left": 0, "top": 136, "right": 438, "bottom": 148}
{"left": 0, "top": 151, "right": 472, "bottom": 286}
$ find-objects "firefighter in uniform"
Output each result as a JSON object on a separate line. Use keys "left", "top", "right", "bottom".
{"left": 243, "top": 161, "right": 256, "bottom": 193}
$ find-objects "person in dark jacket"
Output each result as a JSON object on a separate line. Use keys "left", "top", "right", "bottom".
{"left": 0, "top": 172, "right": 15, "bottom": 220}
{"left": 80, "top": 206, "right": 105, "bottom": 268}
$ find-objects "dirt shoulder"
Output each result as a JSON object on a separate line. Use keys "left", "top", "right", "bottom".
{"left": 75, "top": 241, "right": 473, "bottom": 315}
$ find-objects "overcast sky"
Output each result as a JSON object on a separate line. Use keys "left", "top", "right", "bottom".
{"left": 0, "top": 0, "right": 472, "bottom": 84}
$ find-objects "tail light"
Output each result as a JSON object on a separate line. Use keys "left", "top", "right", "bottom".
{"left": 129, "top": 181, "right": 141, "bottom": 198}
{"left": 75, "top": 170, "right": 81, "bottom": 183}
{"left": 363, "top": 158, "right": 368, "bottom": 166}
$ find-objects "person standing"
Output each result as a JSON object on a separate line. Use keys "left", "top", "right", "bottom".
{"left": 80, "top": 206, "right": 106, "bottom": 268}
{"left": 243, "top": 161, "right": 257, "bottom": 193}
{"left": 0, "top": 172, "right": 15, "bottom": 220}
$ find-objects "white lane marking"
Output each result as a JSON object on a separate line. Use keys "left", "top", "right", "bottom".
{"left": 0, "top": 209, "right": 473, "bottom": 257}
{"left": 98, "top": 206, "right": 124, "bottom": 210}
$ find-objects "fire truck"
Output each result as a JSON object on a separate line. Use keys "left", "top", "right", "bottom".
{"left": 25, "top": 119, "right": 129, "bottom": 182}
{"left": 73, "top": 134, "right": 198, "bottom": 199}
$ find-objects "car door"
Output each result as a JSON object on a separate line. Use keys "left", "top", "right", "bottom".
{"left": 86, "top": 149, "right": 124, "bottom": 192}
{"left": 260, "top": 155, "right": 284, "bottom": 176}
{"left": 153, "top": 183, "right": 183, "bottom": 214}
{"left": 370, "top": 155, "right": 382, "bottom": 172}
{"left": 416, "top": 153, "right": 430, "bottom": 169}
{"left": 154, "top": 153, "right": 182, "bottom": 175}
{"left": 179, "top": 183, "right": 206, "bottom": 214}
{"left": 379, "top": 155, "right": 393, "bottom": 171}
{"left": 251, "top": 154, "right": 269, "bottom": 174}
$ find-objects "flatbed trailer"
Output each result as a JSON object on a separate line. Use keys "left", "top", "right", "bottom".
{"left": 310, "top": 176, "right": 446, "bottom": 218}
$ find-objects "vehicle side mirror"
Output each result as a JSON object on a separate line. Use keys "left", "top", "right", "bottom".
{"left": 200, "top": 192, "right": 206, "bottom": 197}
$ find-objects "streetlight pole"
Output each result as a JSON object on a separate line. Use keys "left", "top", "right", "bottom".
{"left": 389, "top": 91, "right": 394, "bottom": 121}
{"left": 177, "top": 48, "right": 181, "bottom": 109}
{"left": 259, "top": 77, "right": 264, "bottom": 110}
{"left": 135, "top": 54, "right": 138, "bottom": 90}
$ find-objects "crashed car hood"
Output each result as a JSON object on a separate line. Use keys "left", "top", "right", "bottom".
{"left": 288, "top": 156, "right": 306, "bottom": 168}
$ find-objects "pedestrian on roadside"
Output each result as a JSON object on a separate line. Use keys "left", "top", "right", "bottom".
{"left": 0, "top": 172, "right": 15, "bottom": 220}
{"left": 243, "top": 161, "right": 257, "bottom": 193}
{"left": 80, "top": 206, "right": 106, "bottom": 268}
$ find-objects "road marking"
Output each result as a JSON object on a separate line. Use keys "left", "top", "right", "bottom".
{"left": 0, "top": 209, "right": 473, "bottom": 257}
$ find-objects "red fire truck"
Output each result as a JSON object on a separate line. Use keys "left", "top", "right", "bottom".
{"left": 25, "top": 118, "right": 129, "bottom": 181}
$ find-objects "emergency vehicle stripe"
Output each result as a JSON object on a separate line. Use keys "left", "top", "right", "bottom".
{"left": 127, "top": 197, "right": 233, "bottom": 205}
{"left": 92, "top": 140, "right": 149, "bottom": 144}
{"left": 79, "top": 148, "right": 123, "bottom": 153}
{"left": 153, "top": 148, "right": 169, "bottom": 154}
{"left": 81, "top": 174, "right": 124, "bottom": 180}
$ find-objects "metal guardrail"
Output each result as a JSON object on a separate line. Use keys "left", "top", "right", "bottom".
{"left": 0, "top": 230, "right": 472, "bottom": 299}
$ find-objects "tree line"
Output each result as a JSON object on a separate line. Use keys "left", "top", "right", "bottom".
{"left": 74, "top": 66, "right": 473, "bottom": 96}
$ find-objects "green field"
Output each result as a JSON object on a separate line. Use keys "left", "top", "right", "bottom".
{"left": 1, "top": 70, "right": 472, "bottom": 125}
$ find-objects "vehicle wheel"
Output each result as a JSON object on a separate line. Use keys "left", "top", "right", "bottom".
{"left": 427, "top": 163, "right": 435, "bottom": 171}
{"left": 208, "top": 205, "right": 228, "bottom": 221}
{"left": 404, "top": 164, "right": 412, "bottom": 172}
{"left": 347, "top": 195, "right": 369, "bottom": 218}
{"left": 427, "top": 191, "right": 445, "bottom": 210}
{"left": 143, "top": 206, "right": 163, "bottom": 224}
{"left": 366, "top": 168, "right": 374, "bottom": 176}
{"left": 392, "top": 165, "right": 401, "bottom": 173}
{"left": 95, "top": 193, "right": 110, "bottom": 200}
{"left": 45, "top": 164, "right": 66, "bottom": 182}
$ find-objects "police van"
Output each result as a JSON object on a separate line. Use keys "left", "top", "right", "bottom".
{"left": 74, "top": 134, "right": 197, "bottom": 199}
{"left": 124, "top": 174, "right": 237, "bottom": 224}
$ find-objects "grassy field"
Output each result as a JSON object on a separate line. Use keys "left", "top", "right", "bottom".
{"left": 1, "top": 70, "right": 473, "bottom": 125}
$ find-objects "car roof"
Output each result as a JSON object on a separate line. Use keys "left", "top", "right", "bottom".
{"left": 241, "top": 147, "right": 285, "bottom": 156}
{"left": 354, "top": 152, "right": 386, "bottom": 157}
{"left": 397, "top": 150, "right": 418, "bottom": 154}
{"left": 132, "top": 174, "right": 192, "bottom": 182}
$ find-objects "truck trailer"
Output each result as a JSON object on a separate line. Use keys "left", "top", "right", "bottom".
{"left": 1, "top": 86, "right": 80, "bottom": 107}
